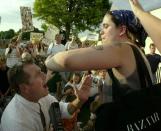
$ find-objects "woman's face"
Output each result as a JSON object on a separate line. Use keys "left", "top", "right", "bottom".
{"left": 100, "top": 15, "right": 120, "bottom": 44}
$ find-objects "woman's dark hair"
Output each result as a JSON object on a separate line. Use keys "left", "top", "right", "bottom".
{"left": 107, "top": 11, "right": 147, "bottom": 47}
{"left": 108, "top": 12, "right": 120, "bottom": 27}
{"left": 65, "top": 94, "right": 76, "bottom": 102}
{"left": 64, "top": 85, "right": 74, "bottom": 93}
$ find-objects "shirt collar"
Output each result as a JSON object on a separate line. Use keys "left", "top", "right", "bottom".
{"left": 15, "top": 94, "right": 40, "bottom": 113}
{"left": 55, "top": 43, "right": 61, "bottom": 46}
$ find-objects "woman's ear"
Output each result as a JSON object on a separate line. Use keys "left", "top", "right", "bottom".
{"left": 119, "top": 25, "right": 127, "bottom": 37}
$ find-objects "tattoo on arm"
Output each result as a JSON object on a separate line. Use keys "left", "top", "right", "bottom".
{"left": 45, "top": 55, "right": 64, "bottom": 72}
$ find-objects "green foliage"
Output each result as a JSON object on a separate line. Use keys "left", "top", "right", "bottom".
{"left": 34, "top": 0, "right": 112, "bottom": 39}
{"left": 0, "top": 29, "right": 15, "bottom": 39}
{"left": 0, "top": 28, "right": 44, "bottom": 41}
{"left": 41, "top": 23, "right": 48, "bottom": 31}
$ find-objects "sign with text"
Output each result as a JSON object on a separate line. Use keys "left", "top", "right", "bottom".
{"left": 30, "top": 32, "right": 44, "bottom": 42}
{"left": 87, "top": 33, "right": 99, "bottom": 41}
{"left": 20, "top": 6, "right": 34, "bottom": 32}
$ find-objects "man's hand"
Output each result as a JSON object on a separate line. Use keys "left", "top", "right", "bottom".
{"left": 75, "top": 75, "right": 92, "bottom": 102}
{"left": 67, "top": 75, "right": 92, "bottom": 115}
{"left": 129, "top": 0, "right": 144, "bottom": 16}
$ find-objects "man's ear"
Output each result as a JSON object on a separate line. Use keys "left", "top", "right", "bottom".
{"left": 19, "top": 84, "right": 29, "bottom": 94}
{"left": 119, "top": 25, "right": 127, "bottom": 37}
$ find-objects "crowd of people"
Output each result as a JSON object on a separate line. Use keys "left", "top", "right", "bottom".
{"left": 1, "top": 0, "right": 161, "bottom": 130}
{"left": 0, "top": 31, "right": 105, "bottom": 131}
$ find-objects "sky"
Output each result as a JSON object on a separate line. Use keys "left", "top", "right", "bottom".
{"left": 0, "top": 0, "right": 161, "bottom": 33}
{"left": 0, "top": 0, "right": 42, "bottom": 31}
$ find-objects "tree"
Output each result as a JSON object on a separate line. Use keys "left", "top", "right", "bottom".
{"left": 41, "top": 23, "right": 48, "bottom": 31}
{"left": 5, "top": 29, "right": 15, "bottom": 39}
{"left": 33, "top": 0, "right": 112, "bottom": 40}
{"left": 0, "top": 29, "right": 15, "bottom": 39}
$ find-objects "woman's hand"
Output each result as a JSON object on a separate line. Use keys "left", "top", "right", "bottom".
{"left": 129, "top": 0, "right": 144, "bottom": 16}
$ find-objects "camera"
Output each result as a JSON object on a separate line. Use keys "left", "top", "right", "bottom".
{"left": 91, "top": 76, "right": 99, "bottom": 88}
{"left": 49, "top": 102, "right": 64, "bottom": 131}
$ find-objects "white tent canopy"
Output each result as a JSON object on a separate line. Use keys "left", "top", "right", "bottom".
{"left": 111, "top": 0, "right": 161, "bottom": 11}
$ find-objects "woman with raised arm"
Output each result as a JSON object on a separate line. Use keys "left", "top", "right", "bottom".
{"left": 45, "top": 10, "right": 153, "bottom": 103}
{"left": 129, "top": 0, "right": 161, "bottom": 52}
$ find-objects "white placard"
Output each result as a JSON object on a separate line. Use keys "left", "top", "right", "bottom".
{"left": 20, "top": 6, "right": 34, "bottom": 32}
{"left": 30, "top": 32, "right": 44, "bottom": 42}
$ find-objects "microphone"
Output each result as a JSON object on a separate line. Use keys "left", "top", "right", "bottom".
{"left": 49, "top": 102, "right": 64, "bottom": 131}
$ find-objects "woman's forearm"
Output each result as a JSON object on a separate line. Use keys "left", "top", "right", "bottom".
{"left": 136, "top": 10, "right": 161, "bottom": 52}
{"left": 45, "top": 52, "right": 68, "bottom": 72}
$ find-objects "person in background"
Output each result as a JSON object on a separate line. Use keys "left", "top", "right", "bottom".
{"left": 81, "top": 40, "right": 90, "bottom": 48}
{"left": 27, "top": 42, "right": 37, "bottom": 58}
{"left": 65, "top": 36, "right": 78, "bottom": 51}
{"left": 146, "top": 43, "right": 161, "bottom": 83}
{"left": 61, "top": 85, "right": 79, "bottom": 131}
{"left": 47, "top": 71, "right": 62, "bottom": 100}
{"left": 5, "top": 37, "right": 21, "bottom": 68}
{"left": 35, "top": 40, "right": 47, "bottom": 57}
{"left": 47, "top": 34, "right": 65, "bottom": 56}
{"left": 47, "top": 34, "right": 67, "bottom": 85}
{"left": 0, "top": 56, "right": 9, "bottom": 97}
{"left": 97, "top": 70, "right": 107, "bottom": 81}
{"left": 65, "top": 72, "right": 82, "bottom": 89}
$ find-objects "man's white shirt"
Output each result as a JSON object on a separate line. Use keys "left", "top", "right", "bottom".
{"left": 47, "top": 43, "right": 65, "bottom": 55}
{"left": 1, "top": 94, "right": 71, "bottom": 131}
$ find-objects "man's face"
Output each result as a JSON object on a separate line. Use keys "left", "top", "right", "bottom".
{"left": 72, "top": 36, "right": 76, "bottom": 41}
{"left": 98, "top": 70, "right": 106, "bottom": 80}
{"left": 73, "top": 75, "right": 80, "bottom": 84}
{"left": 23, "top": 64, "right": 48, "bottom": 101}
{"left": 55, "top": 34, "right": 62, "bottom": 44}
{"left": 150, "top": 45, "right": 156, "bottom": 54}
